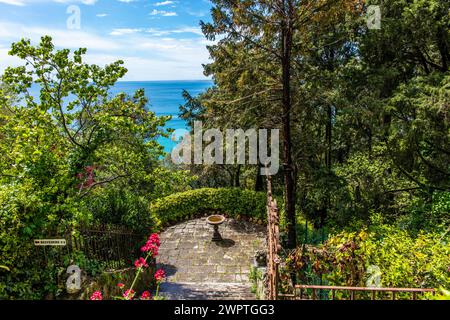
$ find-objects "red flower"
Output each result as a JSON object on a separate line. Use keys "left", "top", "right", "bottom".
{"left": 148, "top": 233, "right": 160, "bottom": 247}
{"left": 141, "top": 242, "right": 159, "bottom": 256}
{"left": 154, "top": 269, "right": 166, "bottom": 283}
{"left": 140, "top": 291, "right": 152, "bottom": 300}
{"left": 134, "top": 257, "right": 149, "bottom": 269}
{"left": 123, "top": 289, "right": 135, "bottom": 300}
{"left": 140, "top": 233, "right": 160, "bottom": 256}
{"left": 117, "top": 283, "right": 125, "bottom": 289}
{"left": 90, "top": 291, "right": 103, "bottom": 301}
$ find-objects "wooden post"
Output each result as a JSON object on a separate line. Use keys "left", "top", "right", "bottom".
{"left": 266, "top": 174, "right": 281, "bottom": 300}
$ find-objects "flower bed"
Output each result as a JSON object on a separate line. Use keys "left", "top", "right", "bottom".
{"left": 88, "top": 233, "right": 166, "bottom": 301}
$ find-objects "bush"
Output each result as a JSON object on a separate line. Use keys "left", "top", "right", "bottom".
{"left": 0, "top": 183, "right": 61, "bottom": 299}
{"left": 149, "top": 188, "right": 267, "bottom": 227}
{"left": 81, "top": 188, "right": 159, "bottom": 235}
{"left": 286, "top": 224, "right": 450, "bottom": 292}
{"left": 363, "top": 225, "right": 449, "bottom": 290}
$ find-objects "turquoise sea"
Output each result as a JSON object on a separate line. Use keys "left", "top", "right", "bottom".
{"left": 110, "top": 81, "right": 212, "bottom": 152}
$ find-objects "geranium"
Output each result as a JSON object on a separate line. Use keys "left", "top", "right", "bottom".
{"left": 90, "top": 291, "right": 103, "bottom": 301}
{"left": 140, "top": 291, "right": 152, "bottom": 300}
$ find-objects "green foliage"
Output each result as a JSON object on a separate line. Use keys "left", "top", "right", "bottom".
{"left": 397, "top": 192, "right": 450, "bottom": 235}
{"left": 81, "top": 188, "right": 159, "bottom": 235}
{"left": 432, "top": 288, "right": 450, "bottom": 300}
{"left": 285, "top": 223, "right": 450, "bottom": 291}
{"left": 0, "top": 183, "right": 62, "bottom": 299}
{"left": 150, "top": 188, "right": 267, "bottom": 227}
{"left": 249, "top": 266, "right": 264, "bottom": 296}
{"left": 0, "top": 36, "right": 169, "bottom": 299}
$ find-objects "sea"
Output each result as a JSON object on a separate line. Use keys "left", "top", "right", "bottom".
{"left": 29, "top": 80, "right": 213, "bottom": 153}
{"left": 110, "top": 81, "right": 212, "bottom": 153}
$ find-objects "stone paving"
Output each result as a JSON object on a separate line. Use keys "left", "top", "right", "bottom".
{"left": 157, "top": 217, "right": 266, "bottom": 300}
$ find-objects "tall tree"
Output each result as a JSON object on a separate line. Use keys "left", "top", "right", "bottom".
{"left": 202, "top": 0, "right": 362, "bottom": 247}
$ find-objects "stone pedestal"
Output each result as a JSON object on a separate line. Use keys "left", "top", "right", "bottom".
{"left": 212, "top": 225, "right": 223, "bottom": 242}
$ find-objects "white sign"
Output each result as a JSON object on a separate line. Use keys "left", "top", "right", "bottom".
{"left": 367, "top": 5, "right": 381, "bottom": 30}
{"left": 34, "top": 239, "right": 67, "bottom": 246}
{"left": 366, "top": 265, "right": 382, "bottom": 288}
{"left": 66, "top": 265, "right": 82, "bottom": 293}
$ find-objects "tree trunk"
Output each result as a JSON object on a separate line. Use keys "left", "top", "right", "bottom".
{"left": 255, "top": 167, "right": 264, "bottom": 191}
{"left": 281, "top": 0, "right": 296, "bottom": 249}
{"left": 322, "top": 105, "right": 333, "bottom": 227}
{"left": 234, "top": 165, "right": 241, "bottom": 187}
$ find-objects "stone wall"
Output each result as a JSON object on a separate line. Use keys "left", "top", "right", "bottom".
{"left": 62, "top": 260, "right": 156, "bottom": 300}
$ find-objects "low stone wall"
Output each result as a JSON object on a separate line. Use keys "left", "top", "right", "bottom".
{"left": 62, "top": 260, "right": 156, "bottom": 300}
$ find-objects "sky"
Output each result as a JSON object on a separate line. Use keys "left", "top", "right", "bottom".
{"left": 0, "top": 0, "right": 214, "bottom": 80}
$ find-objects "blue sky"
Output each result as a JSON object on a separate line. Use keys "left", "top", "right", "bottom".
{"left": 0, "top": 0, "right": 214, "bottom": 80}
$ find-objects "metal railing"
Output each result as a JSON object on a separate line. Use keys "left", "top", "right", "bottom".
{"left": 279, "top": 285, "right": 436, "bottom": 300}
{"left": 35, "top": 224, "right": 146, "bottom": 271}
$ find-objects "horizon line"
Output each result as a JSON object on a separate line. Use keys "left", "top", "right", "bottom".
{"left": 117, "top": 79, "right": 213, "bottom": 82}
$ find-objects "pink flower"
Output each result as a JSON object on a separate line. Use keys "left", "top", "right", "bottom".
{"left": 140, "top": 233, "right": 160, "bottom": 256}
{"left": 148, "top": 233, "right": 160, "bottom": 247}
{"left": 154, "top": 269, "right": 166, "bottom": 283}
{"left": 123, "top": 289, "right": 135, "bottom": 300}
{"left": 117, "top": 283, "right": 125, "bottom": 289}
{"left": 140, "top": 242, "right": 159, "bottom": 256}
{"left": 140, "top": 291, "right": 152, "bottom": 300}
{"left": 90, "top": 291, "right": 103, "bottom": 301}
{"left": 134, "top": 257, "right": 149, "bottom": 269}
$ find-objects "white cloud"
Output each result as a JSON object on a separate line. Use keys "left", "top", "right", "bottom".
{"left": 110, "top": 28, "right": 143, "bottom": 36}
{"left": 154, "top": 1, "right": 175, "bottom": 6}
{"left": 0, "top": 21, "right": 213, "bottom": 80}
{"left": 0, "top": 0, "right": 26, "bottom": 5}
{"left": 150, "top": 9, "right": 177, "bottom": 16}
{"left": 0, "top": 0, "right": 98, "bottom": 5}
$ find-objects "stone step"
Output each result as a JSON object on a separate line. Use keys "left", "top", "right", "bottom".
{"left": 159, "top": 282, "right": 257, "bottom": 300}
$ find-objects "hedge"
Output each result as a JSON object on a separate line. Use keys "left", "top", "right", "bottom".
{"left": 149, "top": 188, "right": 268, "bottom": 227}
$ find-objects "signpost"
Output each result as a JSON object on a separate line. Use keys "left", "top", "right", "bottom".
{"left": 34, "top": 239, "right": 67, "bottom": 246}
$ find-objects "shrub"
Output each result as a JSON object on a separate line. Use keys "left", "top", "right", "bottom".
{"left": 149, "top": 188, "right": 267, "bottom": 227}
{"left": 0, "top": 183, "right": 61, "bottom": 299}
{"left": 363, "top": 225, "right": 450, "bottom": 290}
{"left": 81, "top": 188, "right": 159, "bottom": 235}
{"left": 286, "top": 225, "right": 450, "bottom": 292}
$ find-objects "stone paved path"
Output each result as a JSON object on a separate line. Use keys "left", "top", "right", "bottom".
{"left": 157, "top": 217, "right": 266, "bottom": 300}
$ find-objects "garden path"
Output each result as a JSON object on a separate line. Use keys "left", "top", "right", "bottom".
{"left": 157, "top": 217, "right": 266, "bottom": 300}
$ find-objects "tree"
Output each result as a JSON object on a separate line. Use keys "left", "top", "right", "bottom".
{"left": 201, "top": 0, "right": 363, "bottom": 247}
{"left": 0, "top": 36, "right": 172, "bottom": 298}
{"left": 1, "top": 36, "right": 169, "bottom": 199}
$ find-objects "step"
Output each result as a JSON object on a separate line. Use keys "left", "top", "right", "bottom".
{"left": 159, "top": 282, "right": 257, "bottom": 300}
